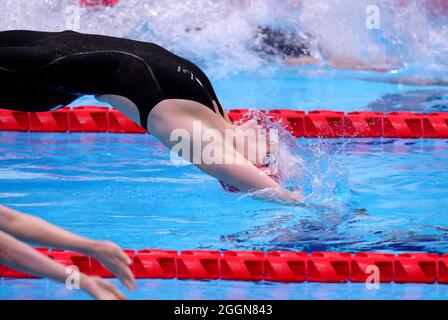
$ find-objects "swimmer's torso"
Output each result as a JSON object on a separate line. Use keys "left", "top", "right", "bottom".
{"left": 0, "top": 30, "right": 225, "bottom": 128}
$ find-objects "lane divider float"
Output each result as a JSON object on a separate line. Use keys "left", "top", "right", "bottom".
{"left": 1, "top": 107, "right": 447, "bottom": 138}
{"left": 1, "top": 249, "right": 448, "bottom": 284}
{"left": 79, "top": 0, "right": 119, "bottom": 7}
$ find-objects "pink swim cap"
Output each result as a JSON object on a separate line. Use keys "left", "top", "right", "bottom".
{"left": 219, "top": 111, "right": 280, "bottom": 192}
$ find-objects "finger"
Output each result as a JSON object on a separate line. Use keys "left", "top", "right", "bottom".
{"left": 110, "top": 247, "right": 132, "bottom": 266}
{"left": 126, "top": 277, "right": 136, "bottom": 291}
{"left": 119, "top": 251, "right": 132, "bottom": 265}
{"left": 123, "top": 279, "right": 135, "bottom": 292}
{"left": 112, "top": 286, "right": 127, "bottom": 300}
{"left": 107, "top": 243, "right": 131, "bottom": 265}
{"left": 103, "top": 280, "right": 127, "bottom": 300}
{"left": 103, "top": 260, "right": 132, "bottom": 288}
{"left": 118, "top": 266, "right": 136, "bottom": 290}
{"left": 106, "top": 255, "right": 130, "bottom": 273}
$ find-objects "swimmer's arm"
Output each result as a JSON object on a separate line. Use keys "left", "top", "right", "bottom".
{"left": 212, "top": 100, "right": 232, "bottom": 123}
{"left": 199, "top": 161, "right": 278, "bottom": 191}
{"left": 0, "top": 230, "right": 125, "bottom": 300}
{"left": 0, "top": 205, "right": 135, "bottom": 290}
{"left": 0, "top": 230, "right": 68, "bottom": 282}
{"left": 284, "top": 55, "right": 321, "bottom": 66}
{"left": 196, "top": 155, "right": 303, "bottom": 202}
{"left": 223, "top": 110, "right": 232, "bottom": 123}
{"left": 0, "top": 205, "right": 101, "bottom": 255}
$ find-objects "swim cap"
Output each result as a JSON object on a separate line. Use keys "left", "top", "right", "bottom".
{"left": 219, "top": 110, "right": 280, "bottom": 192}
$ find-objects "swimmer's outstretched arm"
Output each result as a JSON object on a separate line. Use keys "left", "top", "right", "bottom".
{"left": 0, "top": 230, "right": 126, "bottom": 300}
{"left": 147, "top": 100, "right": 303, "bottom": 203}
{"left": 0, "top": 205, "right": 135, "bottom": 290}
{"left": 196, "top": 153, "right": 303, "bottom": 203}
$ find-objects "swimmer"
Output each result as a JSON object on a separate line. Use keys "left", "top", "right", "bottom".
{"left": 253, "top": 25, "right": 399, "bottom": 71}
{"left": 0, "top": 205, "right": 135, "bottom": 299}
{"left": 253, "top": 26, "right": 319, "bottom": 66}
{"left": 0, "top": 30, "right": 302, "bottom": 202}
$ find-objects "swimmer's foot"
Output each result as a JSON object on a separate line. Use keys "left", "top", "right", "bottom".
{"left": 88, "top": 241, "right": 136, "bottom": 291}
{"left": 81, "top": 275, "right": 127, "bottom": 300}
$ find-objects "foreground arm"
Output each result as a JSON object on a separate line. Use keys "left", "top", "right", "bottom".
{"left": 0, "top": 205, "right": 135, "bottom": 290}
{"left": 0, "top": 230, "right": 125, "bottom": 300}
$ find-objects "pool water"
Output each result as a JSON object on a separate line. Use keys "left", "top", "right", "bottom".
{"left": 213, "top": 69, "right": 448, "bottom": 114}
{"left": 1, "top": 130, "right": 448, "bottom": 299}
{"left": 2, "top": 68, "right": 448, "bottom": 300}
{"left": 2, "top": 0, "right": 448, "bottom": 300}
{"left": 1, "top": 279, "right": 448, "bottom": 300}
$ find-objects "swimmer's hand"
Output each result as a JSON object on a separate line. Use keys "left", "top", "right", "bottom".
{"left": 88, "top": 241, "right": 136, "bottom": 291}
{"left": 251, "top": 188, "right": 305, "bottom": 206}
{"left": 81, "top": 275, "right": 127, "bottom": 300}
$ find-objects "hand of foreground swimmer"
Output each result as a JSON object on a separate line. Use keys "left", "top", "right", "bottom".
{"left": 88, "top": 241, "right": 136, "bottom": 291}
{"left": 0, "top": 205, "right": 136, "bottom": 291}
{"left": 81, "top": 275, "right": 127, "bottom": 300}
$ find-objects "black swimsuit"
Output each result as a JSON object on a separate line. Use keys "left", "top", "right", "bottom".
{"left": 0, "top": 30, "right": 225, "bottom": 129}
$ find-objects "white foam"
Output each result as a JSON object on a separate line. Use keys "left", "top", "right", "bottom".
{"left": 1, "top": 0, "right": 446, "bottom": 80}
{"left": 235, "top": 110, "right": 350, "bottom": 206}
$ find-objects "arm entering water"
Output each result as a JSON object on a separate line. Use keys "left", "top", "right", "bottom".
{"left": 147, "top": 100, "right": 304, "bottom": 203}
{"left": 196, "top": 148, "right": 303, "bottom": 203}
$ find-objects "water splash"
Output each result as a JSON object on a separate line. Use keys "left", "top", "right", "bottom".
{"left": 298, "top": 0, "right": 448, "bottom": 80}
{"left": 1, "top": 0, "right": 446, "bottom": 80}
{"left": 234, "top": 110, "right": 351, "bottom": 207}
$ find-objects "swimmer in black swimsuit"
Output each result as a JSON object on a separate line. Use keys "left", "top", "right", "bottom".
{"left": 0, "top": 29, "right": 302, "bottom": 202}
{"left": 0, "top": 29, "right": 224, "bottom": 129}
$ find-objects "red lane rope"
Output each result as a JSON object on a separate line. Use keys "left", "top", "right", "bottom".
{"left": 79, "top": 0, "right": 119, "bottom": 7}
{"left": 1, "top": 107, "right": 448, "bottom": 138}
{"left": 1, "top": 249, "right": 447, "bottom": 283}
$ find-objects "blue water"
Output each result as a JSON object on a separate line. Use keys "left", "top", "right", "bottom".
{"left": 3, "top": 56, "right": 448, "bottom": 300}
{"left": 2, "top": 0, "right": 448, "bottom": 301}
{"left": 1, "top": 279, "right": 448, "bottom": 300}
{"left": 2, "top": 66, "right": 448, "bottom": 300}
{"left": 213, "top": 69, "right": 448, "bottom": 113}
{"left": 1, "top": 130, "right": 448, "bottom": 299}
